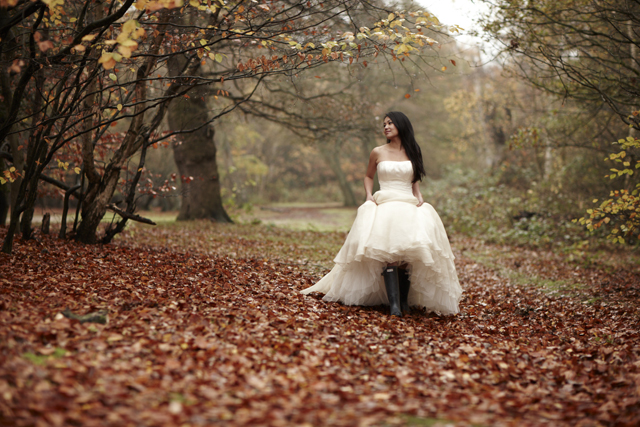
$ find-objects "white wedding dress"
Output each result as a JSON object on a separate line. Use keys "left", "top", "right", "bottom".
{"left": 301, "top": 161, "right": 462, "bottom": 315}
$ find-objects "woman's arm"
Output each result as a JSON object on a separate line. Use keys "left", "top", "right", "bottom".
{"left": 412, "top": 181, "right": 424, "bottom": 207}
{"left": 364, "top": 148, "right": 378, "bottom": 203}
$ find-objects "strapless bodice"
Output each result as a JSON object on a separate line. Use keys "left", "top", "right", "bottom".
{"left": 377, "top": 161, "right": 413, "bottom": 193}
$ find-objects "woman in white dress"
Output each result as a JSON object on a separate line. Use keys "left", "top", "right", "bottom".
{"left": 301, "top": 112, "right": 462, "bottom": 317}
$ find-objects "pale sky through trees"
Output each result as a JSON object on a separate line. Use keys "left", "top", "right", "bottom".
{"left": 419, "top": 0, "right": 481, "bottom": 29}
{"left": 418, "top": 0, "right": 491, "bottom": 61}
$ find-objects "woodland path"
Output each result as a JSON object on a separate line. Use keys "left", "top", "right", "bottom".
{"left": 0, "top": 220, "right": 639, "bottom": 427}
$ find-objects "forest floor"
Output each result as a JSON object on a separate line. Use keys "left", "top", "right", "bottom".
{"left": 1, "top": 207, "right": 640, "bottom": 426}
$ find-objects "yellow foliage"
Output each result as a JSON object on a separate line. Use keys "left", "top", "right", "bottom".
{"left": 98, "top": 52, "right": 116, "bottom": 70}
{"left": 577, "top": 135, "right": 640, "bottom": 242}
{"left": 100, "top": 20, "right": 145, "bottom": 69}
{"left": 41, "top": 0, "right": 64, "bottom": 8}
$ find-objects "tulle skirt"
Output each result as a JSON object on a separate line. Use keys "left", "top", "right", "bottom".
{"left": 301, "top": 189, "right": 462, "bottom": 315}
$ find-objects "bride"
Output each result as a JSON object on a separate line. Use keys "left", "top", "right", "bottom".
{"left": 301, "top": 111, "right": 462, "bottom": 317}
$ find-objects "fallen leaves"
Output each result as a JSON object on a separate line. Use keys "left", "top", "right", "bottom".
{"left": 0, "top": 227, "right": 639, "bottom": 426}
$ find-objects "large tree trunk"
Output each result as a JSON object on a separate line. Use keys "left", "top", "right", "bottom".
{"left": 167, "top": 60, "right": 231, "bottom": 222}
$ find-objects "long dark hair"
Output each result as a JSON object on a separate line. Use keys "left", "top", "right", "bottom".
{"left": 385, "top": 111, "right": 426, "bottom": 183}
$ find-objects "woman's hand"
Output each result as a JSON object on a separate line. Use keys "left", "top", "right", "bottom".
{"left": 366, "top": 194, "right": 377, "bottom": 205}
{"left": 416, "top": 198, "right": 424, "bottom": 208}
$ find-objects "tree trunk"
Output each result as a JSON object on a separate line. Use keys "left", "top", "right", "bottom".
{"left": 0, "top": 191, "right": 7, "bottom": 227}
{"left": 630, "top": 19, "right": 638, "bottom": 138}
{"left": 319, "top": 140, "right": 358, "bottom": 207}
{"left": 0, "top": 28, "right": 25, "bottom": 235}
{"left": 7, "top": 134, "right": 23, "bottom": 224}
{"left": 75, "top": 167, "right": 121, "bottom": 243}
{"left": 167, "top": 61, "right": 231, "bottom": 222}
{"left": 0, "top": 120, "right": 22, "bottom": 232}
{"left": 0, "top": 158, "right": 8, "bottom": 227}
{"left": 18, "top": 66, "right": 47, "bottom": 240}
{"left": 0, "top": 159, "right": 10, "bottom": 227}
{"left": 1, "top": 137, "right": 43, "bottom": 253}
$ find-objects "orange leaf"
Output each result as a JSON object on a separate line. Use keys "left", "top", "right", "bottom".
{"left": 38, "top": 40, "right": 54, "bottom": 52}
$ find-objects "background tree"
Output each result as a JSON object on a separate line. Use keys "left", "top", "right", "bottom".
{"left": 477, "top": 0, "right": 640, "bottom": 242}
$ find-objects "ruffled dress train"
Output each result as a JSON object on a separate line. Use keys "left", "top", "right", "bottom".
{"left": 301, "top": 161, "right": 462, "bottom": 315}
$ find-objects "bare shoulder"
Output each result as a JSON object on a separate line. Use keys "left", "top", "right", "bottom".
{"left": 370, "top": 145, "right": 385, "bottom": 163}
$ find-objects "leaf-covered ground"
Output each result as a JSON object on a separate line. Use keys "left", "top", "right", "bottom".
{"left": 1, "top": 223, "right": 639, "bottom": 427}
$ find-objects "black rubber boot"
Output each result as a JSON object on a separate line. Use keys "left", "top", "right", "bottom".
{"left": 382, "top": 266, "right": 402, "bottom": 317}
{"left": 399, "top": 268, "right": 411, "bottom": 314}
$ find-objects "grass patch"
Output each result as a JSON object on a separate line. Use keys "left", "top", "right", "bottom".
{"left": 23, "top": 348, "right": 66, "bottom": 365}
{"left": 135, "top": 210, "right": 180, "bottom": 224}
{"left": 562, "top": 244, "right": 640, "bottom": 272}
{"left": 168, "top": 392, "right": 191, "bottom": 404}
{"left": 402, "top": 415, "right": 447, "bottom": 426}
{"left": 235, "top": 203, "right": 357, "bottom": 232}
{"left": 464, "top": 246, "right": 584, "bottom": 295}
{"left": 507, "top": 269, "right": 583, "bottom": 293}
{"left": 583, "top": 297, "right": 602, "bottom": 305}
